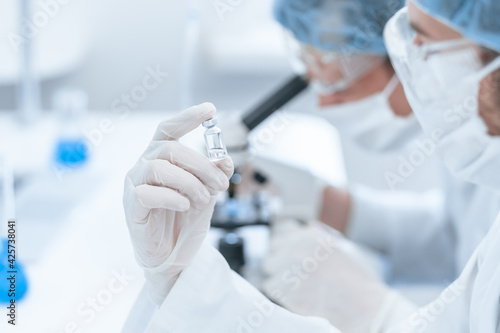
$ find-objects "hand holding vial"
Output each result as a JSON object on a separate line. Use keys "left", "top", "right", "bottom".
{"left": 123, "top": 103, "right": 234, "bottom": 305}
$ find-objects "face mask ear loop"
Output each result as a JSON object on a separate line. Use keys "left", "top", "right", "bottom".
{"left": 382, "top": 75, "right": 400, "bottom": 99}
{"left": 430, "top": 55, "right": 500, "bottom": 102}
{"left": 470, "top": 55, "right": 500, "bottom": 84}
{"left": 420, "top": 38, "right": 472, "bottom": 59}
{"left": 439, "top": 57, "right": 500, "bottom": 143}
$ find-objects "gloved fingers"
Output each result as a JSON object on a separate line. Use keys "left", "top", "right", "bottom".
{"left": 267, "top": 219, "right": 308, "bottom": 254}
{"left": 265, "top": 245, "right": 321, "bottom": 275}
{"left": 213, "top": 156, "right": 235, "bottom": 180}
{"left": 263, "top": 240, "right": 313, "bottom": 276}
{"left": 261, "top": 274, "right": 303, "bottom": 307}
{"left": 268, "top": 224, "right": 323, "bottom": 253}
{"left": 272, "top": 221, "right": 344, "bottom": 252}
{"left": 310, "top": 220, "right": 344, "bottom": 239}
{"left": 334, "top": 240, "right": 384, "bottom": 279}
{"left": 140, "top": 159, "right": 212, "bottom": 205}
{"left": 132, "top": 184, "right": 190, "bottom": 223}
{"left": 268, "top": 233, "right": 306, "bottom": 253}
{"left": 270, "top": 218, "right": 304, "bottom": 236}
{"left": 153, "top": 103, "right": 216, "bottom": 141}
{"left": 264, "top": 226, "right": 346, "bottom": 276}
{"left": 262, "top": 252, "right": 296, "bottom": 276}
{"left": 155, "top": 141, "right": 230, "bottom": 192}
{"left": 261, "top": 275, "right": 282, "bottom": 301}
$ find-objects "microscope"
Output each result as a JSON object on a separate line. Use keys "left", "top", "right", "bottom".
{"left": 211, "top": 75, "right": 326, "bottom": 273}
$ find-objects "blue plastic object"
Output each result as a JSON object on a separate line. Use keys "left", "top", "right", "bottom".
{"left": 0, "top": 238, "right": 29, "bottom": 304}
{"left": 54, "top": 138, "right": 89, "bottom": 168}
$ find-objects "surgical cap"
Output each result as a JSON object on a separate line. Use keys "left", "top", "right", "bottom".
{"left": 412, "top": 0, "right": 500, "bottom": 53}
{"left": 274, "top": 0, "right": 405, "bottom": 55}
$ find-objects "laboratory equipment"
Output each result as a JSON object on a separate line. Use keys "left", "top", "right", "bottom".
{"left": 210, "top": 75, "right": 310, "bottom": 272}
{"left": 242, "top": 75, "right": 309, "bottom": 131}
{"left": 53, "top": 88, "right": 90, "bottom": 168}
{"left": 203, "top": 116, "right": 228, "bottom": 161}
{"left": 18, "top": 0, "right": 41, "bottom": 122}
{"left": 0, "top": 157, "right": 28, "bottom": 304}
{"left": 212, "top": 170, "right": 272, "bottom": 273}
{"left": 179, "top": 0, "right": 201, "bottom": 109}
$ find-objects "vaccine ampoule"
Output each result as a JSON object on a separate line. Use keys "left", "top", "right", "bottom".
{"left": 202, "top": 116, "right": 228, "bottom": 161}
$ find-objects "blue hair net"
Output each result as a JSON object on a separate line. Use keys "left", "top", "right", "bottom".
{"left": 412, "top": 0, "right": 500, "bottom": 53}
{"left": 273, "top": 0, "right": 404, "bottom": 55}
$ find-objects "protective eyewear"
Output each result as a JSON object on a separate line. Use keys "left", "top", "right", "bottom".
{"left": 384, "top": 7, "right": 500, "bottom": 105}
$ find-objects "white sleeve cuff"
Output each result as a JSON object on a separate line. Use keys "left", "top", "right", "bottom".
{"left": 346, "top": 185, "right": 398, "bottom": 253}
{"left": 146, "top": 242, "right": 339, "bottom": 333}
{"left": 370, "top": 291, "right": 418, "bottom": 333}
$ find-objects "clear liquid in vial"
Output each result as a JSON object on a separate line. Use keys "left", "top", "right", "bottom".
{"left": 203, "top": 116, "right": 228, "bottom": 161}
{"left": 208, "top": 148, "right": 228, "bottom": 161}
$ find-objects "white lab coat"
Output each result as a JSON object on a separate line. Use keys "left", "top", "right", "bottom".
{"left": 386, "top": 214, "right": 500, "bottom": 333}
{"left": 348, "top": 166, "right": 500, "bottom": 283}
{"left": 316, "top": 97, "right": 500, "bottom": 282}
{"left": 125, "top": 211, "right": 500, "bottom": 333}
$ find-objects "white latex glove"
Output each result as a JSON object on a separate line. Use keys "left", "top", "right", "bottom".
{"left": 123, "top": 103, "right": 234, "bottom": 306}
{"left": 262, "top": 220, "right": 413, "bottom": 333}
{"left": 247, "top": 155, "right": 330, "bottom": 221}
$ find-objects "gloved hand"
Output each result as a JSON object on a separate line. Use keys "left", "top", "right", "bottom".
{"left": 246, "top": 154, "right": 336, "bottom": 222}
{"left": 247, "top": 155, "right": 352, "bottom": 226}
{"left": 262, "top": 220, "right": 413, "bottom": 333}
{"left": 123, "top": 103, "right": 234, "bottom": 306}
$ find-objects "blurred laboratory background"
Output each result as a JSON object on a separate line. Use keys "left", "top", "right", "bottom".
{"left": 0, "top": 0, "right": 297, "bottom": 112}
{"left": 0, "top": 0, "right": 441, "bottom": 332}
{"left": 0, "top": 1, "right": 326, "bottom": 331}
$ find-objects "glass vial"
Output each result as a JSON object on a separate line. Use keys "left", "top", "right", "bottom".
{"left": 203, "top": 116, "right": 228, "bottom": 161}
{"left": 53, "top": 88, "right": 89, "bottom": 168}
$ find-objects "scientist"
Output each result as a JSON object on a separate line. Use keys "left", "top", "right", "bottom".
{"left": 122, "top": 0, "right": 500, "bottom": 332}
{"left": 264, "top": 1, "right": 500, "bottom": 330}
{"left": 274, "top": 0, "right": 428, "bottom": 191}
{"left": 272, "top": 0, "right": 434, "bottom": 246}
{"left": 275, "top": 0, "right": 500, "bottom": 290}
{"left": 271, "top": 0, "right": 454, "bottom": 285}
{"left": 274, "top": 0, "right": 416, "bottom": 146}
{"left": 273, "top": 0, "right": 441, "bottom": 223}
